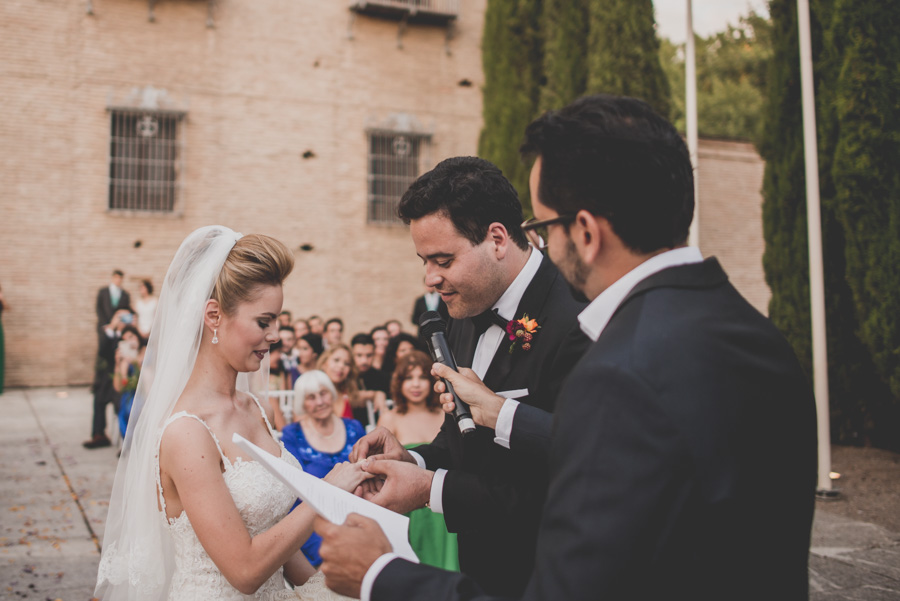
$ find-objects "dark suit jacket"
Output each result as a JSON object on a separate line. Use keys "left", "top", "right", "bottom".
{"left": 96, "top": 286, "right": 131, "bottom": 327}
{"left": 374, "top": 258, "right": 817, "bottom": 601}
{"left": 412, "top": 254, "right": 589, "bottom": 596}
{"left": 412, "top": 294, "right": 450, "bottom": 330}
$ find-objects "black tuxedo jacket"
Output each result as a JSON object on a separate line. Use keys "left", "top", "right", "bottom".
{"left": 96, "top": 286, "right": 131, "bottom": 327}
{"left": 375, "top": 258, "right": 817, "bottom": 601}
{"left": 412, "top": 254, "right": 589, "bottom": 596}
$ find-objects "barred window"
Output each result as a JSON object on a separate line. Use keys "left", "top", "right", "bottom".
{"left": 108, "top": 110, "right": 184, "bottom": 213}
{"left": 367, "top": 131, "right": 430, "bottom": 224}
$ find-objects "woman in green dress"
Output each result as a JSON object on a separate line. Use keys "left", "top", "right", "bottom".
{"left": 377, "top": 350, "right": 459, "bottom": 571}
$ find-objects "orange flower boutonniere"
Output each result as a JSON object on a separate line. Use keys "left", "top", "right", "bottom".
{"left": 506, "top": 314, "right": 541, "bottom": 353}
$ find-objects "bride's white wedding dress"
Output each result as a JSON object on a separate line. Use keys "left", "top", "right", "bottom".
{"left": 155, "top": 406, "right": 351, "bottom": 601}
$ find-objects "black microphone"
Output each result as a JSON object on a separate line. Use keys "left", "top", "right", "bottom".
{"left": 419, "top": 311, "right": 476, "bottom": 437}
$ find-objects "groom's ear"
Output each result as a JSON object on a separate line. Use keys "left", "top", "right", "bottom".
{"left": 204, "top": 299, "right": 222, "bottom": 329}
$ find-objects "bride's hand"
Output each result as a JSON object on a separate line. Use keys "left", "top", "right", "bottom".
{"left": 322, "top": 461, "right": 375, "bottom": 493}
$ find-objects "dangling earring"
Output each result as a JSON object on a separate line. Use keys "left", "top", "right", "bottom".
{"left": 212, "top": 328, "right": 219, "bottom": 345}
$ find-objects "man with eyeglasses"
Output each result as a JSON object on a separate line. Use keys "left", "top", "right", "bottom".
{"left": 348, "top": 155, "right": 589, "bottom": 596}
{"left": 317, "top": 95, "right": 816, "bottom": 601}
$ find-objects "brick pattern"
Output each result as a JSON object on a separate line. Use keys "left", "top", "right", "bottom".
{"left": 0, "top": 1, "right": 770, "bottom": 388}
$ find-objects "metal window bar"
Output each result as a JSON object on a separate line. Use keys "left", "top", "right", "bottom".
{"left": 108, "top": 109, "right": 184, "bottom": 213}
{"left": 351, "top": 0, "right": 460, "bottom": 17}
{"left": 367, "top": 132, "right": 429, "bottom": 224}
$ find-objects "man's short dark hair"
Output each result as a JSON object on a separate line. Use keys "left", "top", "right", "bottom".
{"left": 113, "top": 269, "right": 124, "bottom": 277}
{"left": 279, "top": 325, "right": 295, "bottom": 334}
{"left": 351, "top": 333, "right": 375, "bottom": 347}
{"left": 370, "top": 325, "right": 388, "bottom": 337}
{"left": 398, "top": 156, "right": 529, "bottom": 250}
{"left": 325, "top": 318, "right": 343, "bottom": 330}
{"left": 520, "top": 94, "right": 694, "bottom": 254}
{"left": 300, "top": 333, "right": 324, "bottom": 355}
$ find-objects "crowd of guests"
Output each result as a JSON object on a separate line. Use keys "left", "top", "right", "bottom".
{"left": 262, "top": 310, "right": 458, "bottom": 570}
{"left": 83, "top": 274, "right": 459, "bottom": 570}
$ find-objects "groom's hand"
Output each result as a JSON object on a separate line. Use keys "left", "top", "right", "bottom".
{"left": 350, "top": 426, "right": 415, "bottom": 464}
{"left": 432, "top": 363, "right": 506, "bottom": 430}
{"left": 316, "top": 514, "right": 391, "bottom": 598}
{"left": 360, "top": 458, "right": 433, "bottom": 514}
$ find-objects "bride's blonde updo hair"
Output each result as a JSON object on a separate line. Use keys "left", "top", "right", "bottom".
{"left": 211, "top": 234, "right": 294, "bottom": 315}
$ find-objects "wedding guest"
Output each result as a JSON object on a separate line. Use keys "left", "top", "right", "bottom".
{"left": 282, "top": 370, "right": 366, "bottom": 567}
{"left": 350, "top": 333, "right": 389, "bottom": 429}
{"left": 279, "top": 325, "right": 300, "bottom": 378}
{"left": 134, "top": 279, "right": 157, "bottom": 338}
{"left": 96, "top": 269, "right": 131, "bottom": 330}
{"left": 95, "top": 226, "right": 370, "bottom": 600}
{"left": 294, "top": 319, "right": 311, "bottom": 338}
{"left": 323, "top": 318, "right": 344, "bottom": 348}
{"left": 0, "top": 282, "right": 7, "bottom": 395}
{"left": 379, "top": 332, "right": 423, "bottom": 382}
{"left": 317, "top": 343, "right": 360, "bottom": 420}
{"left": 114, "top": 326, "right": 145, "bottom": 438}
{"left": 85, "top": 307, "right": 137, "bottom": 449}
{"left": 385, "top": 319, "right": 403, "bottom": 338}
{"left": 278, "top": 310, "right": 293, "bottom": 328}
{"left": 297, "top": 333, "right": 324, "bottom": 375}
{"left": 370, "top": 326, "right": 390, "bottom": 372}
{"left": 377, "top": 351, "right": 458, "bottom": 571}
{"left": 411, "top": 280, "right": 448, "bottom": 334}
{"left": 308, "top": 315, "right": 324, "bottom": 335}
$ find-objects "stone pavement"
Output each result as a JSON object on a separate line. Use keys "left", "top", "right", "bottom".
{"left": 1, "top": 387, "right": 898, "bottom": 600}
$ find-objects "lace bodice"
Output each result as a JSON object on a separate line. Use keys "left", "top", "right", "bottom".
{"left": 157, "top": 410, "right": 301, "bottom": 601}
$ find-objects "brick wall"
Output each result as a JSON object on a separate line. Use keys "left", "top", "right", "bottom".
{"left": 0, "top": 0, "right": 771, "bottom": 388}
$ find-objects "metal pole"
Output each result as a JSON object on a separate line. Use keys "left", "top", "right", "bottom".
{"left": 685, "top": 0, "right": 700, "bottom": 249}
{"left": 797, "top": 0, "right": 834, "bottom": 495}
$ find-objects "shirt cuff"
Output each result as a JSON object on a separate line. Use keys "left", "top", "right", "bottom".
{"left": 408, "top": 450, "right": 426, "bottom": 470}
{"left": 493, "top": 399, "right": 520, "bottom": 449}
{"left": 360, "top": 553, "right": 400, "bottom": 601}
{"left": 429, "top": 468, "right": 448, "bottom": 514}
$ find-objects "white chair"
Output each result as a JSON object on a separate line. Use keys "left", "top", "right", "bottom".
{"left": 268, "top": 389, "right": 295, "bottom": 426}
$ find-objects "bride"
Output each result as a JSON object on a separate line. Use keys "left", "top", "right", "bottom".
{"left": 96, "top": 226, "right": 369, "bottom": 600}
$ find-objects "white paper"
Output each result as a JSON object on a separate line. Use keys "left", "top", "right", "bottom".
{"left": 232, "top": 433, "right": 418, "bottom": 563}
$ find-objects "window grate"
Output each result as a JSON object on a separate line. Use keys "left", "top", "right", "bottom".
{"left": 108, "top": 110, "right": 184, "bottom": 213}
{"left": 367, "top": 131, "right": 429, "bottom": 224}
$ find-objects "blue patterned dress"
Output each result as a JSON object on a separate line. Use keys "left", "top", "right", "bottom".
{"left": 280, "top": 417, "right": 365, "bottom": 566}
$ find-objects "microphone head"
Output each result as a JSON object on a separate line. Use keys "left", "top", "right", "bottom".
{"left": 419, "top": 310, "right": 447, "bottom": 339}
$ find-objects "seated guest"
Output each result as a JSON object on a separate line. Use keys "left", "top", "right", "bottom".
{"left": 385, "top": 319, "right": 403, "bottom": 338}
{"left": 379, "top": 332, "right": 424, "bottom": 381}
{"left": 308, "top": 315, "right": 324, "bottom": 336}
{"left": 278, "top": 309, "right": 292, "bottom": 328}
{"left": 377, "top": 351, "right": 459, "bottom": 571}
{"left": 297, "top": 333, "right": 323, "bottom": 375}
{"left": 281, "top": 370, "right": 365, "bottom": 566}
{"left": 370, "top": 325, "right": 390, "bottom": 372}
{"left": 317, "top": 343, "right": 360, "bottom": 420}
{"left": 351, "top": 333, "right": 389, "bottom": 429}
{"left": 323, "top": 317, "right": 344, "bottom": 348}
{"left": 293, "top": 319, "right": 310, "bottom": 338}
{"left": 278, "top": 325, "right": 300, "bottom": 380}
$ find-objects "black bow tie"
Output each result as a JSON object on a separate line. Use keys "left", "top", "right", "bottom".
{"left": 472, "top": 308, "right": 508, "bottom": 337}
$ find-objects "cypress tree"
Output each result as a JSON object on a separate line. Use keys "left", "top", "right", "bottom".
{"left": 539, "top": 0, "right": 589, "bottom": 111}
{"left": 760, "top": 0, "right": 891, "bottom": 445}
{"left": 585, "top": 0, "right": 671, "bottom": 118}
{"left": 829, "top": 0, "right": 900, "bottom": 446}
{"left": 478, "top": 0, "right": 544, "bottom": 212}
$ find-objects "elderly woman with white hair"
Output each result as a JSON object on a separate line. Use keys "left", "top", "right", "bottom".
{"left": 280, "top": 370, "right": 365, "bottom": 568}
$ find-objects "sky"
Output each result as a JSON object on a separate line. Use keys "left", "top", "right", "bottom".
{"left": 654, "top": 0, "right": 769, "bottom": 43}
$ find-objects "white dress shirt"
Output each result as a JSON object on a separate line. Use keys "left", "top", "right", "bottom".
{"left": 493, "top": 246, "right": 704, "bottom": 447}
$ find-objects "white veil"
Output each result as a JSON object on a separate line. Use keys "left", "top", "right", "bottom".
{"left": 95, "top": 225, "right": 269, "bottom": 600}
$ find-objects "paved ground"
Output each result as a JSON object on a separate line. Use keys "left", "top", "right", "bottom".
{"left": 1, "top": 387, "right": 898, "bottom": 600}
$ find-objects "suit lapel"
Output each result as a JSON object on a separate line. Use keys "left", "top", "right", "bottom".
{"left": 483, "top": 254, "right": 558, "bottom": 389}
{"left": 612, "top": 257, "right": 728, "bottom": 320}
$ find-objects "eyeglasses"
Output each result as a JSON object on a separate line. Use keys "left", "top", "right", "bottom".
{"left": 521, "top": 215, "right": 576, "bottom": 250}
